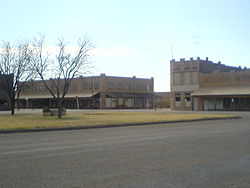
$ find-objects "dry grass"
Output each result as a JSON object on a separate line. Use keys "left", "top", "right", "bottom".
{"left": 0, "top": 111, "right": 239, "bottom": 131}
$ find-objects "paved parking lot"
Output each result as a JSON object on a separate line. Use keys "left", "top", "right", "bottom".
{"left": 0, "top": 110, "right": 250, "bottom": 187}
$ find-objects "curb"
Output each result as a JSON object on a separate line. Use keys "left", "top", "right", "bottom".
{"left": 0, "top": 116, "right": 241, "bottom": 134}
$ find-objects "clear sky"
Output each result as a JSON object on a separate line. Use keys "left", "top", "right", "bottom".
{"left": 1, "top": 0, "right": 250, "bottom": 91}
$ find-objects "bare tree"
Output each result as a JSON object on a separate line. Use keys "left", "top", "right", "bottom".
{"left": 32, "top": 35, "right": 93, "bottom": 118}
{"left": 0, "top": 41, "right": 34, "bottom": 115}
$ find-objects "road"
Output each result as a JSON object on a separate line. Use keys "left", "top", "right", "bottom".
{"left": 0, "top": 112, "right": 250, "bottom": 188}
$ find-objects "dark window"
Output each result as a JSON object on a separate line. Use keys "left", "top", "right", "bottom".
{"left": 185, "top": 93, "right": 191, "bottom": 102}
{"left": 175, "top": 93, "right": 181, "bottom": 101}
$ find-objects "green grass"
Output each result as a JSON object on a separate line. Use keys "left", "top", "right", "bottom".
{"left": 0, "top": 111, "right": 240, "bottom": 131}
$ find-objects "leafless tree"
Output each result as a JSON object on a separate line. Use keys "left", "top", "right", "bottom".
{"left": 0, "top": 41, "right": 34, "bottom": 115}
{"left": 32, "top": 35, "right": 93, "bottom": 118}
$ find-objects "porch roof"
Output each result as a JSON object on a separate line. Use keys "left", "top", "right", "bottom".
{"left": 19, "top": 93, "right": 96, "bottom": 99}
{"left": 191, "top": 86, "right": 250, "bottom": 97}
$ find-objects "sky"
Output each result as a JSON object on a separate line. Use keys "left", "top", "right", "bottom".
{"left": 1, "top": 0, "right": 250, "bottom": 91}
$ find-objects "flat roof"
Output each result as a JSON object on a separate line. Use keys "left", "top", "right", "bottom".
{"left": 191, "top": 86, "right": 250, "bottom": 96}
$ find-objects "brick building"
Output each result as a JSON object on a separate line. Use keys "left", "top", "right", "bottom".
{"left": 19, "top": 74, "right": 154, "bottom": 109}
{"left": 0, "top": 73, "right": 12, "bottom": 110}
{"left": 170, "top": 57, "right": 250, "bottom": 111}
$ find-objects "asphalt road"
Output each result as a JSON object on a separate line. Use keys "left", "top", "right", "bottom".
{"left": 0, "top": 112, "right": 250, "bottom": 188}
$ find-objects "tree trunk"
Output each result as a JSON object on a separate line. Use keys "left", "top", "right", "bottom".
{"left": 10, "top": 98, "right": 15, "bottom": 115}
{"left": 17, "top": 98, "right": 20, "bottom": 111}
{"left": 57, "top": 98, "right": 63, "bottom": 119}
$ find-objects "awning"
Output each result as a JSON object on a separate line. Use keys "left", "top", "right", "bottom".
{"left": 92, "top": 92, "right": 155, "bottom": 98}
{"left": 191, "top": 86, "right": 250, "bottom": 96}
{"left": 19, "top": 93, "right": 97, "bottom": 100}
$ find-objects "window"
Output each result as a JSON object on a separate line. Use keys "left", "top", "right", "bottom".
{"left": 126, "top": 82, "right": 132, "bottom": 90}
{"left": 173, "top": 73, "right": 181, "bottom": 85}
{"left": 38, "top": 85, "right": 43, "bottom": 91}
{"left": 183, "top": 72, "right": 191, "bottom": 85}
{"left": 137, "top": 83, "right": 147, "bottom": 90}
{"left": 83, "top": 82, "right": 93, "bottom": 90}
{"left": 94, "top": 82, "right": 99, "bottom": 89}
{"left": 83, "top": 83, "right": 88, "bottom": 90}
{"left": 32, "top": 86, "right": 37, "bottom": 92}
{"left": 43, "top": 85, "right": 47, "bottom": 92}
{"left": 73, "top": 83, "right": 78, "bottom": 91}
{"left": 23, "top": 86, "right": 30, "bottom": 92}
{"left": 68, "top": 85, "right": 72, "bottom": 91}
{"left": 192, "top": 72, "right": 198, "bottom": 84}
{"left": 185, "top": 93, "right": 191, "bottom": 102}
{"left": 117, "top": 82, "right": 123, "bottom": 90}
{"left": 175, "top": 93, "right": 181, "bottom": 101}
{"left": 108, "top": 82, "right": 114, "bottom": 89}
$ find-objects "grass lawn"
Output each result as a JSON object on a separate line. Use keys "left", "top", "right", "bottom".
{"left": 0, "top": 111, "right": 240, "bottom": 131}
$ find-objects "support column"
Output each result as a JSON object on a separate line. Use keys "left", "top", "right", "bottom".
{"left": 26, "top": 99, "right": 29, "bottom": 109}
{"left": 100, "top": 93, "right": 106, "bottom": 109}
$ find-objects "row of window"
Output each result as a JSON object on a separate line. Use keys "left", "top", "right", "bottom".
{"left": 22, "top": 81, "right": 152, "bottom": 92}
{"left": 175, "top": 93, "right": 191, "bottom": 102}
{"left": 173, "top": 72, "right": 198, "bottom": 85}
{"left": 107, "top": 81, "right": 151, "bottom": 91}
{"left": 174, "top": 66, "right": 198, "bottom": 71}
{"left": 83, "top": 82, "right": 99, "bottom": 90}
{"left": 22, "top": 82, "right": 100, "bottom": 92}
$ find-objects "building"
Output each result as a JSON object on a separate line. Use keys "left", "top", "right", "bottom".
{"left": 170, "top": 57, "right": 250, "bottom": 111}
{"left": 19, "top": 74, "right": 155, "bottom": 109}
{"left": 0, "top": 73, "right": 12, "bottom": 110}
{"left": 0, "top": 85, "right": 9, "bottom": 110}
